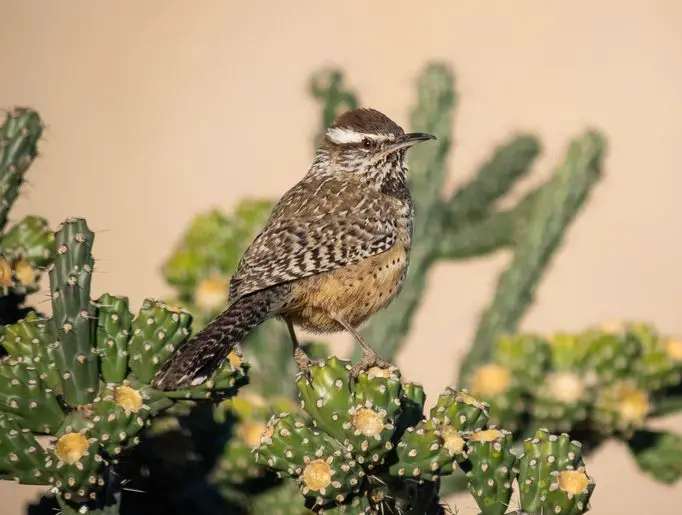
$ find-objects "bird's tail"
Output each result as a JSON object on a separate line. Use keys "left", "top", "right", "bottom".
{"left": 152, "top": 286, "right": 284, "bottom": 390}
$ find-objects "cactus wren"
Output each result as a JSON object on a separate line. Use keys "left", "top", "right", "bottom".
{"left": 152, "top": 108, "right": 436, "bottom": 391}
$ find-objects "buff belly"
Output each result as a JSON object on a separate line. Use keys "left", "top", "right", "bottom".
{"left": 283, "top": 244, "right": 409, "bottom": 333}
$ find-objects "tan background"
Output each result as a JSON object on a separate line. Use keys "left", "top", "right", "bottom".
{"left": 2, "top": 1, "right": 682, "bottom": 513}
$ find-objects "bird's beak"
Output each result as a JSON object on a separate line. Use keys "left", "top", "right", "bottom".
{"left": 388, "top": 132, "right": 438, "bottom": 153}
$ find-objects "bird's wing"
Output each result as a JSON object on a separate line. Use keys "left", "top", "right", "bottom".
{"left": 228, "top": 178, "right": 400, "bottom": 301}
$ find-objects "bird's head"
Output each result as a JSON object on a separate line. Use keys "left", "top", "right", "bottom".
{"left": 312, "top": 108, "right": 437, "bottom": 187}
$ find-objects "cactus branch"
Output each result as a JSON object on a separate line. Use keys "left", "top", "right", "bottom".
{"left": 443, "top": 134, "right": 541, "bottom": 225}
{"left": 457, "top": 130, "right": 607, "bottom": 384}
{"left": 0, "top": 108, "right": 43, "bottom": 232}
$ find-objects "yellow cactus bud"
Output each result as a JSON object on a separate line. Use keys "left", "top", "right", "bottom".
{"left": 302, "top": 459, "right": 332, "bottom": 491}
{"left": 237, "top": 420, "right": 268, "bottom": 448}
{"left": 470, "top": 363, "right": 511, "bottom": 396}
{"left": 352, "top": 408, "right": 385, "bottom": 437}
{"left": 558, "top": 469, "right": 590, "bottom": 494}
{"left": 194, "top": 275, "right": 229, "bottom": 312}
{"left": 14, "top": 259, "right": 36, "bottom": 285}
{"left": 55, "top": 433, "right": 89, "bottom": 464}
{"left": 468, "top": 429, "right": 503, "bottom": 443}
{"left": 0, "top": 257, "right": 12, "bottom": 288}
{"left": 114, "top": 385, "right": 144, "bottom": 413}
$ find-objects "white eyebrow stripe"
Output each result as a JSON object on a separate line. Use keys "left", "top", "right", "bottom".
{"left": 326, "top": 127, "right": 391, "bottom": 144}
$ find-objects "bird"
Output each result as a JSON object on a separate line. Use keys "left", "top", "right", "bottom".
{"left": 151, "top": 107, "right": 437, "bottom": 391}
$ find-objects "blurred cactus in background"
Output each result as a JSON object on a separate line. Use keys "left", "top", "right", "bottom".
{"left": 0, "top": 108, "right": 54, "bottom": 326}
{"left": 464, "top": 321, "right": 682, "bottom": 486}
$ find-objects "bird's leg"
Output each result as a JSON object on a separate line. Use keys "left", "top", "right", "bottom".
{"left": 285, "top": 317, "right": 312, "bottom": 383}
{"left": 331, "top": 314, "right": 392, "bottom": 382}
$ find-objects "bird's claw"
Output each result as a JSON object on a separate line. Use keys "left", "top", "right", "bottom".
{"left": 294, "top": 347, "right": 313, "bottom": 384}
{"left": 348, "top": 352, "right": 393, "bottom": 393}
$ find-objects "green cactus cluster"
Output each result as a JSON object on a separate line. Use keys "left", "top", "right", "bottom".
{"left": 0, "top": 108, "right": 54, "bottom": 322}
{"left": 250, "top": 355, "right": 594, "bottom": 515}
{"left": 0, "top": 217, "right": 248, "bottom": 512}
{"left": 464, "top": 321, "right": 682, "bottom": 484}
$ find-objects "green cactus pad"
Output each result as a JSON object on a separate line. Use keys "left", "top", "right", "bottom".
{"left": 628, "top": 429, "right": 682, "bottom": 485}
{"left": 212, "top": 393, "right": 296, "bottom": 484}
{"left": 90, "top": 385, "right": 151, "bottom": 458}
{"left": 464, "top": 428, "right": 518, "bottom": 515}
{"left": 493, "top": 333, "right": 551, "bottom": 388}
{"left": 532, "top": 370, "right": 590, "bottom": 433}
{"left": 593, "top": 379, "right": 651, "bottom": 436}
{"left": 0, "top": 415, "right": 50, "bottom": 485}
{"left": 128, "top": 299, "right": 192, "bottom": 383}
{"left": 49, "top": 218, "right": 99, "bottom": 407}
{"left": 388, "top": 418, "right": 455, "bottom": 480}
{"left": 255, "top": 412, "right": 364, "bottom": 505}
{"left": 0, "top": 108, "right": 44, "bottom": 231}
{"left": 429, "top": 388, "right": 490, "bottom": 432}
{"left": 296, "top": 358, "right": 403, "bottom": 468}
{"left": 95, "top": 293, "right": 134, "bottom": 384}
{"left": 46, "top": 430, "right": 108, "bottom": 503}
{"left": 466, "top": 362, "right": 525, "bottom": 431}
{"left": 0, "top": 215, "right": 54, "bottom": 267}
{"left": 0, "top": 311, "right": 61, "bottom": 390}
{"left": 628, "top": 322, "right": 682, "bottom": 391}
{"left": 395, "top": 381, "right": 426, "bottom": 436}
{"left": 315, "top": 494, "right": 371, "bottom": 514}
{"left": 250, "top": 478, "right": 313, "bottom": 515}
{"left": 518, "top": 429, "right": 594, "bottom": 514}
{"left": 579, "top": 327, "right": 641, "bottom": 385}
{"left": 0, "top": 358, "right": 64, "bottom": 433}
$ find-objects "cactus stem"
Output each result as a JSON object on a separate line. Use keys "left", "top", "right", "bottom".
{"left": 55, "top": 433, "right": 89, "bottom": 464}
{"left": 470, "top": 364, "right": 512, "bottom": 396}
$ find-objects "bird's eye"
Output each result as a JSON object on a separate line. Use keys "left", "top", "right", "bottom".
{"left": 362, "top": 138, "right": 372, "bottom": 148}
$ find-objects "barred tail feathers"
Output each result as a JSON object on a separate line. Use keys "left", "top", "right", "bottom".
{"left": 151, "top": 287, "right": 283, "bottom": 390}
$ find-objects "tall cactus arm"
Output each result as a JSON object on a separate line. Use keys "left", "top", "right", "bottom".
{"left": 457, "top": 130, "right": 607, "bottom": 384}
{"left": 0, "top": 108, "right": 44, "bottom": 232}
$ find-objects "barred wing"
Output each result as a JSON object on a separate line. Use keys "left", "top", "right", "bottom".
{"left": 228, "top": 215, "right": 397, "bottom": 301}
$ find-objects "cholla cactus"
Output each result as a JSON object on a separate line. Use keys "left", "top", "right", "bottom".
{"left": 0, "top": 108, "right": 54, "bottom": 323}
{"left": 0, "top": 218, "right": 248, "bottom": 512}
{"left": 252, "top": 356, "right": 595, "bottom": 514}
{"left": 465, "top": 321, "right": 682, "bottom": 484}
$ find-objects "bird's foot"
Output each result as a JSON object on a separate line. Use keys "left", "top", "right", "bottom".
{"left": 294, "top": 346, "right": 313, "bottom": 384}
{"left": 349, "top": 350, "right": 393, "bottom": 392}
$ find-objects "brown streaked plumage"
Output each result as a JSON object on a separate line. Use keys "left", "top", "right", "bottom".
{"left": 152, "top": 108, "right": 437, "bottom": 391}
